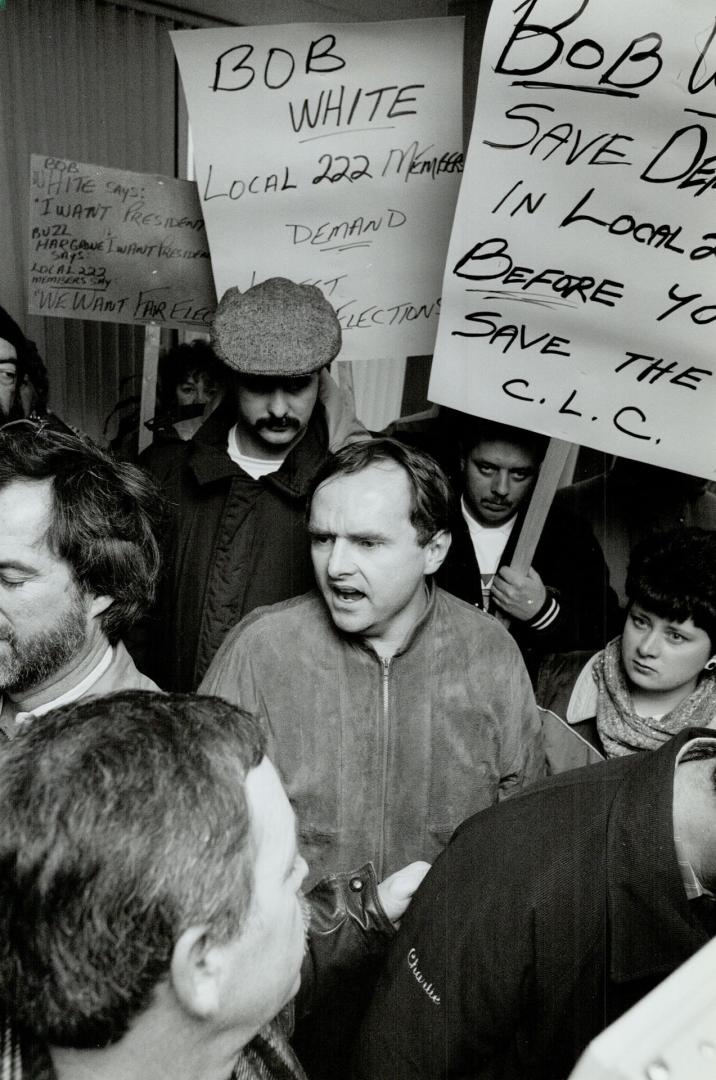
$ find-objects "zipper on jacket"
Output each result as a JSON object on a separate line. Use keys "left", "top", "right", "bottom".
{"left": 377, "top": 655, "right": 391, "bottom": 881}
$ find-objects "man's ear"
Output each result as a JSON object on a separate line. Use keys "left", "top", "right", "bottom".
{"left": 170, "top": 926, "right": 224, "bottom": 1019}
{"left": 88, "top": 594, "right": 113, "bottom": 621}
{"left": 424, "top": 529, "right": 451, "bottom": 575}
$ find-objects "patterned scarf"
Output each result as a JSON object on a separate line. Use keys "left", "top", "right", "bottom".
{"left": 231, "top": 1021, "right": 308, "bottom": 1080}
{"left": 593, "top": 637, "right": 716, "bottom": 757}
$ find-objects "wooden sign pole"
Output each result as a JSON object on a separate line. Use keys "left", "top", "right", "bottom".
{"left": 510, "top": 436, "right": 573, "bottom": 574}
{"left": 137, "top": 323, "right": 161, "bottom": 455}
{"left": 335, "top": 358, "right": 356, "bottom": 412}
{"left": 494, "top": 436, "right": 573, "bottom": 627}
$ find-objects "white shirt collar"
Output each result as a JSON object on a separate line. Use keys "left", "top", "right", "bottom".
{"left": 9, "top": 644, "right": 114, "bottom": 728}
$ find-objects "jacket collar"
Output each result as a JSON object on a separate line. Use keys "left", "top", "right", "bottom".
{"left": 351, "top": 578, "right": 437, "bottom": 661}
{"left": 607, "top": 728, "right": 715, "bottom": 983}
{"left": 392, "top": 578, "right": 437, "bottom": 657}
{"left": 442, "top": 504, "right": 526, "bottom": 609}
{"left": 186, "top": 396, "right": 328, "bottom": 497}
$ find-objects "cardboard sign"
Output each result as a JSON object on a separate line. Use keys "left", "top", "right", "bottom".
{"left": 29, "top": 156, "right": 217, "bottom": 329}
{"left": 171, "top": 18, "right": 463, "bottom": 361}
{"left": 429, "top": 0, "right": 716, "bottom": 480}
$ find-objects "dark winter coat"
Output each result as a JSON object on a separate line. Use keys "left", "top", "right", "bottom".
{"left": 351, "top": 728, "right": 715, "bottom": 1080}
{"left": 437, "top": 503, "right": 622, "bottom": 675}
{"left": 136, "top": 373, "right": 365, "bottom": 690}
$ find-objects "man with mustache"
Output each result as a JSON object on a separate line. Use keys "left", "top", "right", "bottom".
{"left": 0, "top": 424, "right": 162, "bottom": 738}
{"left": 437, "top": 417, "right": 620, "bottom": 675}
{"left": 138, "top": 277, "right": 365, "bottom": 691}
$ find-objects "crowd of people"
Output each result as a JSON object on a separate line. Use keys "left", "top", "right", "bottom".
{"left": 0, "top": 281, "right": 714, "bottom": 1080}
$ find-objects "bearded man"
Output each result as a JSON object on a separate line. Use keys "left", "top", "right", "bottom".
{"left": 0, "top": 423, "right": 163, "bottom": 736}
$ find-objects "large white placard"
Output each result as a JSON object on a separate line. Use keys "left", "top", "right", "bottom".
{"left": 29, "top": 156, "right": 216, "bottom": 328}
{"left": 171, "top": 18, "right": 463, "bottom": 362}
{"left": 429, "top": 0, "right": 716, "bottom": 480}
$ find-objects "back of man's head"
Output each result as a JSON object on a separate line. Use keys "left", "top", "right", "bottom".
{"left": 0, "top": 423, "right": 163, "bottom": 640}
{"left": 0, "top": 690, "right": 265, "bottom": 1049}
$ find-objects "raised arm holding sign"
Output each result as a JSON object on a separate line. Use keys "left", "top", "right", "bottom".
{"left": 435, "top": 416, "right": 620, "bottom": 675}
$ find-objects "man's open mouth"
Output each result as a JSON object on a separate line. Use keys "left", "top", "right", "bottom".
{"left": 331, "top": 586, "right": 365, "bottom": 602}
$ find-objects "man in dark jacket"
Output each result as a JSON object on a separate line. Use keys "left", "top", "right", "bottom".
{"left": 138, "top": 277, "right": 365, "bottom": 691}
{"left": 352, "top": 727, "right": 716, "bottom": 1080}
{"left": 436, "top": 416, "right": 621, "bottom": 673}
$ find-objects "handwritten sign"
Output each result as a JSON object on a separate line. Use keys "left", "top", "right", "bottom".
{"left": 429, "top": 0, "right": 716, "bottom": 480}
{"left": 171, "top": 18, "right": 463, "bottom": 361}
{"left": 29, "top": 156, "right": 217, "bottom": 329}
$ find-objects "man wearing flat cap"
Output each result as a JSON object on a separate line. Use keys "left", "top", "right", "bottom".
{"left": 138, "top": 277, "right": 366, "bottom": 691}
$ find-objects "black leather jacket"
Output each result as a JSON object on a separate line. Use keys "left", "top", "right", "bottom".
{"left": 294, "top": 862, "right": 397, "bottom": 1080}
{"left": 298, "top": 862, "right": 396, "bottom": 1018}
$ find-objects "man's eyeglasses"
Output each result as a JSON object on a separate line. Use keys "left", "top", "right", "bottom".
{"left": 0, "top": 416, "right": 94, "bottom": 447}
{"left": 0, "top": 417, "right": 49, "bottom": 434}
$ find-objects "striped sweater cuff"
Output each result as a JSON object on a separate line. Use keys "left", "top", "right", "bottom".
{"left": 529, "top": 595, "right": 560, "bottom": 631}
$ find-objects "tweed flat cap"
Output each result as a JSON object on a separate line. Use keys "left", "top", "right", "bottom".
{"left": 211, "top": 278, "right": 342, "bottom": 376}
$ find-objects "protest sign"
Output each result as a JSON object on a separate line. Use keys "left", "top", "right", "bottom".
{"left": 29, "top": 156, "right": 217, "bottom": 329}
{"left": 171, "top": 18, "right": 463, "bottom": 362}
{"left": 429, "top": 0, "right": 716, "bottom": 480}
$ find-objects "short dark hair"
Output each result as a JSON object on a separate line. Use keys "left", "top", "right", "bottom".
{"left": 625, "top": 527, "right": 716, "bottom": 649}
{"left": 0, "top": 423, "right": 163, "bottom": 640}
{"left": 0, "top": 690, "right": 266, "bottom": 1047}
{"left": 160, "top": 339, "right": 228, "bottom": 394}
{"left": 459, "top": 417, "right": 548, "bottom": 463}
{"left": 309, "top": 437, "right": 456, "bottom": 545}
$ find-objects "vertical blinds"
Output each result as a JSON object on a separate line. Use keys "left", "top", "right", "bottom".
{"left": 0, "top": 0, "right": 191, "bottom": 441}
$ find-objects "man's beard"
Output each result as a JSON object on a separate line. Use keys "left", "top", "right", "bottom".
{"left": 0, "top": 592, "right": 89, "bottom": 695}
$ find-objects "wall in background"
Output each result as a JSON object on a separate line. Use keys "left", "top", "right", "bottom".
{"left": 0, "top": 0, "right": 196, "bottom": 440}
